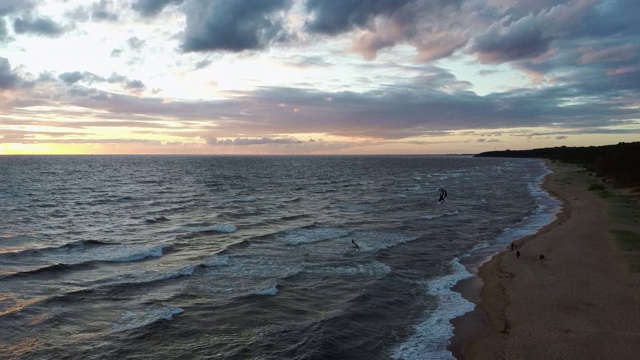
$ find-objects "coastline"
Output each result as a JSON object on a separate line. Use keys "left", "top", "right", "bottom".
{"left": 451, "top": 161, "right": 640, "bottom": 359}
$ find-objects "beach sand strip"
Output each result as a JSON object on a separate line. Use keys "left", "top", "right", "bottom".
{"left": 453, "top": 161, "right": 640, "bottom": 360}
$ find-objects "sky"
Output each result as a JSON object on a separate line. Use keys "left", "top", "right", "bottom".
{"left": 1, "top": 0, "right": 639, "bottom": 155}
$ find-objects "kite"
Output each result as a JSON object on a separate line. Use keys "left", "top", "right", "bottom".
{"left": 437, "top": 188, "right": 447, "bottom": 205}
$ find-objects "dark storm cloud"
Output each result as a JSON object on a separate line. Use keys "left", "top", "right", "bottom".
{"left": 13, "top": 16, "right": 65, "bottom": 37}
{"left": 180, "top": 0, "right": 292, "bottom": 52}
{"left": 304, "top": 0, "right": 410, "bottom": 35}
{"left": 132, "top": 0, "right": 185, "bottom": 17}
{"left": 0, "top": 57, "right": 20, "bottom": 90}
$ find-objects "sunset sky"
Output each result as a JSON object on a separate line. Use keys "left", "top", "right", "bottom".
{"left": 1, "top": 0, "right": 639, "bottom": 155}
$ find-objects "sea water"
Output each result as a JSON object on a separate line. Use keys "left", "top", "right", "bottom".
{"left": 0, "top": 155, "right": 559, "bottom": 359}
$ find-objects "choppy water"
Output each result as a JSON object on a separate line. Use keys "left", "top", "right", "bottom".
{"left": 0, "top": 155, "right": 558, "bottom": 359}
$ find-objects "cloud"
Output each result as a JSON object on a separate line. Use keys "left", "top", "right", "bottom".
{"left": 13, "top": 16, "right": 65, "bottom": 37}
{"left": 304, "top": 0, "right": 411, "bottom": 35}
{"left": 470, "top": 14, "right": 551, "bottom": 64}
{"left": 91, "top": 0, "right": 119, "bottom": 22}
{"left": 43, "top": 73, "right": 635, "bottom": 142}
{"left": 3, "top": 0, "right": 640, "bottom": 154}
{"left": 578, "top": 44, "right": 638, "bottom": 65}
{"left": 0, "top": 0, "right": 36, "bottom": 16}
{"left": 0, "top": 57, "right": 21, "bottom": 90}
{"left": 181, "top": 0, "right": 292, "bottom": 52}
{"left": 328, "top": 0, "right": 467, "bottom": 61}
{"left": 193, "top": 58, "right": 212, "bottom": 70}
{"left": 57, "top": 71, "right": 146, "bottom": 92}
{"left": 208, "top": 137, "right": 303, "bottom": 146}
{"left": 132, "top": 0, "right": 185, "bottom": 17}
{"left": 0, "top": 18, "right": 7, "bottom": 40}
{"left": 127, "top": 36, "right": 146, "bottom": 51}
{"left": 58, "top": 71, "right": 102, "bottom": 85}
{"left": 125, "top": 79, "right": 146, "bottom": 90}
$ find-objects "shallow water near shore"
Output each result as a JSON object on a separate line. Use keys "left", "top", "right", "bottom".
{"left": 0, "top": 155, "right": 556, "bottom": 359}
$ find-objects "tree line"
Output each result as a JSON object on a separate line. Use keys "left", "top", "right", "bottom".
{"left": 475, "top": 142, "right": 640, "bottom": 187}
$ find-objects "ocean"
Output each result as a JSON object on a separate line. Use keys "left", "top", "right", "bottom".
{"left": 0, "top": 155, "right": 559, "bottom": 359}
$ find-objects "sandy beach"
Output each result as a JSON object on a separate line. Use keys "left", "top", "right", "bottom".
{"left": 454, "top": 161, "right": 640, "bottom": 359}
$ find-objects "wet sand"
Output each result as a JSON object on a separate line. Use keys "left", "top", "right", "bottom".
{"left": 452, "top": 161, "right": 640, "bottom": 359}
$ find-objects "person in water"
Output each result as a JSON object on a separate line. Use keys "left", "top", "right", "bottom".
{"left": 351, "top": 239, "right": 360, "bottom": 251}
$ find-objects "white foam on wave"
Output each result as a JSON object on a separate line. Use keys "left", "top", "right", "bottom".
{"left": 352, "top": 231, "right": 416, "bottom": 252}
{"left": 111, "top": 303, "right": 183, "bottom": 333}
{"left": 276, "top": 226, "right": 350, "bottom": 245}
{"left": 255, "top": 282, "right": 278, "bottom": 296}
{"left": 109, "top": 244, "right": 168, "bottom": 262}
{"left": 492, "top": 167, "right": 561, "bottom": 246}
{"left": 421, "top": 213, "right": 444, "bottom": 220}
{"left": 392, "top": 259, "right": 474, "bottom": 360}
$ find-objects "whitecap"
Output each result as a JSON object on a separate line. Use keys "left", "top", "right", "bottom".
{"left": 255, "top": 282, "right": 278, "bottom": 296}
{"left": 391, "top": 259, "right": 475, "bottom": 360}
{"left": 111, "top": 304, "right": 184, "bottom": 333}
{"left": 421, "top": 214, "right": 444, "bottom": 220}
{"left": 108, "top": 244, "right": 168, "bottom": 262}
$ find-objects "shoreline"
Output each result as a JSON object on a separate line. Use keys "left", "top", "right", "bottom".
{"left": 447, "top": 159, "right": 562, "bottom": 359}
{"left": 450, "top": 161, "right": 640, "bottom": 359}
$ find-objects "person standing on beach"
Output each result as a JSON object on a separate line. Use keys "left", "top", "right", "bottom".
{"left": 539, "top": 254, "right": 545, "bottom": 264}
{"left": 516, "top": 250, "right": 521, "bottom": 259}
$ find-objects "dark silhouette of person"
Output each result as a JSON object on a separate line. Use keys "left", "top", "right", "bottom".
{"left": 539, "top": 254, "right": 545, "bottom": 264}
{"left": 351, "top": 239, "right": 360, "bottom": 251}
{"left": 516, "top": 250, "right": 521, "bottom": 259}
{"left": 511, "top": 242, "right": 515, "bottom": 251}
